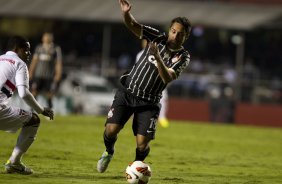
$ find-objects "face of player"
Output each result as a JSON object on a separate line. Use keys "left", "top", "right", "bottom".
{"left": 167, "top": 22, "right": 187, "bottom": 50}
{"left": 42, "top": 33, "right": 54, "bottom": 45}
{"left": 18, "top": 42, "right": 31, "bottom": 63}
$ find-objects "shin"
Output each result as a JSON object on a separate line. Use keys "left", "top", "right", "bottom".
{"left": 9, "top": 113, "right": 40, "bottom": 164}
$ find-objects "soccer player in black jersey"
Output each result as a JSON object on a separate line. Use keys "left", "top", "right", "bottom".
{"left": 97, "top": 0, "right": 192, "bottom": 173}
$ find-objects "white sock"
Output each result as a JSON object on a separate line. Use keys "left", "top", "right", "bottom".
{"left": 9, "top": 125, "right": 39, "bottom": 164}
{"left": 9, "top": 147, "right": 23, "bottom": 164}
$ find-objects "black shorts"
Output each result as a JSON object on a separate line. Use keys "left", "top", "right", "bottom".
{"left": 106, "top": 89, "right": 161, "bottom": 139}
{"left": 31, "top": 78, "right": 58, "bottom": 93}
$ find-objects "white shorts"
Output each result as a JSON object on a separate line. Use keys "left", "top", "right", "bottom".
{"left": 0, "top": 104, "right": 32, "bottom": 133}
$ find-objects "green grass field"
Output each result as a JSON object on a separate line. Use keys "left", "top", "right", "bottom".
{"left": 0, "top": 115, "right": 281, "bottom": 184}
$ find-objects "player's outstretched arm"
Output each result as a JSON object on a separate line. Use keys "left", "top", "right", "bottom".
{"left": 119, "top": 0, "right": 142, "bottom": 38}
{"left": 17, "top": 85, "right": 54, "bottom": 120}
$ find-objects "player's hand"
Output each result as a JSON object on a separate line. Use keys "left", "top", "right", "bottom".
{"left": 119, "top": 0, "right": 131, "bottom": 13}
{"left": 148, "top": 42, "right": 161, "bottom": 60}
{"left": 42, "top": 107, "right": 54, "bottom": 120}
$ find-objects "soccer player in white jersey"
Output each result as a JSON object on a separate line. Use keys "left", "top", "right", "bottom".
{"left": 97, "top": 0, "right": 192, "bottom": 173}
{"left": 0, "top": 36, "right": 54, "bottom": 175}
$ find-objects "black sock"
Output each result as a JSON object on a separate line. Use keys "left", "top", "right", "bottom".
{"left": 104, "top": 132, "right": 117, "bottom": 155}
{"left": 135, "top": 147, "right": 150, "bottom": 161}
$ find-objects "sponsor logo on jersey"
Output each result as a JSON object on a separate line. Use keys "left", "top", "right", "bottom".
{"left": 148, "top": 55, "right": 157, "bottom": 67}
{"left": 0, "top": 58, "right": 15, "bottom": 64}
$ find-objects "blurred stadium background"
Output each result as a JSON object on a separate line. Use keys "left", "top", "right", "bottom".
{"left": 0, "top": 0, "right": 282, "bottom": 126}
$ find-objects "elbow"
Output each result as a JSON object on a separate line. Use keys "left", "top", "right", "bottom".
{"left": 162, "top": 77, "right": 173, "bottom": 84}
{"left": 163, "top": 73, "right": 176, "bottom": 84}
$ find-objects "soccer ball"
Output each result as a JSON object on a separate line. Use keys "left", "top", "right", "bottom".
{"left": 125, "top": 161, "right": 152, "bottom": 184}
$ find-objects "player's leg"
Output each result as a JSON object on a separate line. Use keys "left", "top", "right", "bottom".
{"left": 6, "top": 113, "right": 40, "bottom": 174}
{"left": 44, "top": 78, "right": 56, "bottom": 108}
{"left": 135, "top": 135, "right": 151, "bottom": 161}
{"left": 47, "top": 91, "right": 54, "bottom": 108}
{"left": 103, "top": 123, "right": 123, "bottom": 155}
{"left": 97, "top": 123, "right": 122, "bottom": 173}
{"left": 8, "top": 113, "right": 40, "bottom": 164}
{"left": 0, "top": 106, "right": 39, "bottom": 174}
{"left": 133, "top": 104, "right": 160, "bottom": 161}
{"left": 97, "top": 89, "right": 133, "bottom": 173}
{"left": 97, "top": 110, "right": 132, "bottom": 173}
{"left": 97, "top": 121, "right": 131, "bottom": 173}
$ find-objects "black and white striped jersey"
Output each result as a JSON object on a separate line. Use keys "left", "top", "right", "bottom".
{"left": 33, "top": 43, "right": 62, "bottom": 79}
{"left": 121, "top": 25, "right": 190, "bottom": 103}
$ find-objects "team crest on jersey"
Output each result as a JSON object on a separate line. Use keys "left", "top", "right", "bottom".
{"left": 107, "top": 108, "right": 114, "bottom": 118}
{"left": 172, "top": 55, "right": 181, "bottom": 63}
{"left": 148, "top": 55, "right": 157, "bottom": 67}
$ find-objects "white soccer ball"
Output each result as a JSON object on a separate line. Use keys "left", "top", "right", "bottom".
{"left": 125, "top": 161, "right": 152, "bottom": 184}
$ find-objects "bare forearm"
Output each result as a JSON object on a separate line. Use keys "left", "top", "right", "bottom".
{"left": 156, "top": 57, "right": 174, "bottom": 84}
{"left": 18, "top": 86, "right": 43, "bottom": 113}
{"left": 123, "top": 11, "right": 141, "bottom": 37}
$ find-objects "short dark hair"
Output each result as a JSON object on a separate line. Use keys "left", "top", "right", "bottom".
{"left": 7, "top": 35, "right": 29, "bottom": 50}
{"left": 170, "top": 17, "right": 192, "bottom": 39}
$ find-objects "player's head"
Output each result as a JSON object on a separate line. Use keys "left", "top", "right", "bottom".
{"left": 42, "top": 31, "right": 54, "bottom": 45}
{"left": 7, "top": 35, "right": 31, "bottom": 63}
{"left": 167, "top": 17, "right": 192, "bottom": 50}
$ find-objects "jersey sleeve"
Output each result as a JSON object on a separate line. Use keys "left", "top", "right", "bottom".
{"left": 171, "top": 52, "right": 190, "bottom": 78}
{"left": 15, "top": 62, "right": 29, "bottom": 88}
{"left": 141, "top": 25, "right": 165, "bottom": 42}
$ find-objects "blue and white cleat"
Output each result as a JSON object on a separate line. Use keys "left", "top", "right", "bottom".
{"left": 97, "top": 151, "right": 113, "bottom": 173}
{"left": 4, "top": 160, "right": 33, "bottom": 175}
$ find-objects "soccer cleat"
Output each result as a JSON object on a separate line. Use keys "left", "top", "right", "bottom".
{"left": 97, "top": 151, "right": 113, "bottom": 173}
{"left": 159, "top": 118, "right": 169, "bottom": 128}
{"left": 4, "top": 160, "right": 33, "bottom": 175}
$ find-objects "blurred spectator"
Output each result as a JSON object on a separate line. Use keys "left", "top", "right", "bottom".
{"left": 222, "top": 63, "right": 237, "bottom": 86}
{"left": 29, "top": 31, "right": 63, "bottom": 109}
{"left": 208, "top": 85, "right": 235, "bottom": 123}
{"left": 241, "top": 58, "right": 258, "bottom": 102}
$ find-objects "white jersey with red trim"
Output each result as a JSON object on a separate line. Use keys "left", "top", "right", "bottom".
{"left": 0, "top": 51, "right": 29, "bottom": 105}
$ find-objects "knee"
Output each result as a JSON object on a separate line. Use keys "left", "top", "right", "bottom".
{"left": 25, "top": 113, "right": 40, "bottom": 127}
{"left": 105, "top": 124, "right": 122, "bottom": 137}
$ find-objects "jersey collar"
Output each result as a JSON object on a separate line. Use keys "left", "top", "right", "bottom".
{"left": 6, "top": 51, "right": 18, "bottom": 56}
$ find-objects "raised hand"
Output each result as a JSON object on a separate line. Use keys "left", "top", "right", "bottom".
{"left": 119, "top": 0, "right": 131, "bottom": 13}
{"left": 148, "top": 42, "right": 161, "bottom": 60}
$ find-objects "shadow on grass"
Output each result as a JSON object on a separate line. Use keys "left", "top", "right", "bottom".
{"left": 0, "top": 171, "right": 124, "bottom": 182}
